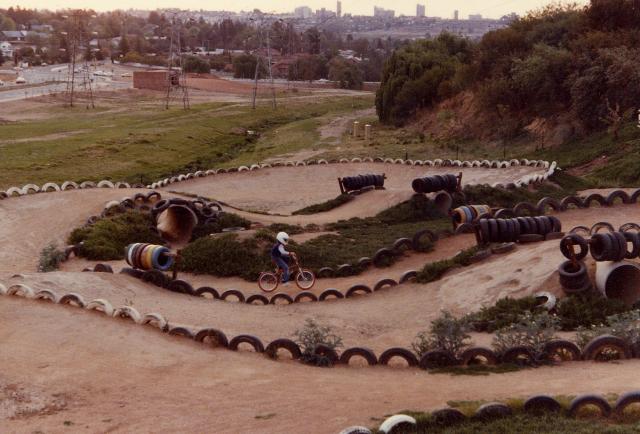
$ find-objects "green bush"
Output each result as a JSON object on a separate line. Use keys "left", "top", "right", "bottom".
{"left": 189, "top": 212, "right": 251, "bottom": 241}
{"left": 68, "top": 211, "right": 164, "bottom": 261}
{"left": 412, "top": 311, "right": 472, "bottom": 357}
{"left": 492, "top": 312, "right": 559, "bottom": 356}
{"left": 38, "top": 243, "right": 66, "bottom": 272}
{"left": 466, "top": 296, "right": 543, "bottom": 332}
{"left": 556, "top": 292, "right": 627, "bottom": 331}
{"left": 416, "top": 247, "right": 479, "bottom": 283}
{"left": 292, "top": 194, "right": 354, "bottom": 215}
{"left": 293, "top": 318, "right": 343, "bottom": 367}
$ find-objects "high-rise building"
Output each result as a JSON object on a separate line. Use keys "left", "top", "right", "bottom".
{"left": 294, "top": 6, "right": 313, "bottom": 18}
{"left": 337, "top": 0, "right": 342, "bottom": 18}
{"left": 468, "top": 14, "right": 482, "bottom": 20}
{"left": 454, "top": 9, "right": 459, "bottom": 20}
{"left": 416, "top": 3, "right": 425, "bottom": 17}
{"left": 374, "top": 6, "right": 395, "bottom": 19}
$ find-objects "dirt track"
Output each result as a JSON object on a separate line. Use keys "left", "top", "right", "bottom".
{"left": 3, "top": 164, "right": 640, "bottom": 433}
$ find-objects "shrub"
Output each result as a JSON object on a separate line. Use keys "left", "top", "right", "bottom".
{"left": 189, "top": 212, "right": 251, "bottom": 241}
{"left": 492, "top": 312, "right": 559, "bottom": 356}
{"left": 466, "top": 296, "right": 543, "bottom": 332}
{"left": 38, "top": 243, "right": 66, "bottom": 272}
{"left": 292, "top": 194, "right": 354, "bottom": 215}
{"left": 576, "top": 310, "right": 640, "bottom": 351}
{"left": 556, "top": 292, "right": 628, "bottom": 331}
{"left": 416, "top": 247, "right": 479, "bottom": 283}
{"left": 293, "top": 318, "right": 343, "bottom": 367}
{"left": 412, "top": 311, "right": 472, "bottom": 357}
{"left": 68, "top": 211, "right": 164, "bottom": 261}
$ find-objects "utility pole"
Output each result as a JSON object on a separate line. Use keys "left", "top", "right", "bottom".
{"left": 164, "top": 16, "right": 190, "bottom": 110}
{"left": 250, "top": 15, "right": 277, "bottom": 110}
{"left": 62, "top": 11, "right": 95, "bottom": 108}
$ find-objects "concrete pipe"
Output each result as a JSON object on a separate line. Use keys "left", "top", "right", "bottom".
{"left": 595, "top": 261, "right": 640, "bottom": 306}
{"left": 156, "top": 205, "right": 198, "bottom": 247}
{"left": 433, "top": 191, "right": 453, "bottom": 214}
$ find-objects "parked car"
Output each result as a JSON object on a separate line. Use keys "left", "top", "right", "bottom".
{"left": 15, "top": 76, "right": 26, "bottom": 84}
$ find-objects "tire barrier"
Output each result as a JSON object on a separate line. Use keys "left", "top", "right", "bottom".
{"left": 378, "top": 415, "right": 416, "bottom": 434}
{"left": 452, "top": 205, "right": 491, "bottom": 227}
{"left": 412, "top": 173, "right": 459, "bottom": 194}
{"left": 478, "top": 216, "right": 561, "bottom": 244}
{"left": 340, "top": 174, "right": 385, "bottom": 193}
{"left": 558, "top": 260, "right": 592, "bottom": 294}
{"left": 125, "top": 243, "right": 174, "bottom": 271}
{"left": 5, "top": 287, "right": 640, "bottom": 375}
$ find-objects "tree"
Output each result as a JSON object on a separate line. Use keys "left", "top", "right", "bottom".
{"left": 232, "top": 54, "right": 264, "bottom": 79}
{"left": 118, "top": 35, "right": 130, "bottom": 56}
{"left": 183, "top": 55, "right": 210, "bottom": 73}
{"left": 328, "top": 57, "right": 363, "bottom": 89}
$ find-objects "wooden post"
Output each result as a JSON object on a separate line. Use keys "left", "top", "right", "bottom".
{"left": 338, "top": 177, "right": 345, "bottom": 194}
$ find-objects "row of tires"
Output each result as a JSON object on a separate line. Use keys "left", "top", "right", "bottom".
{"left": 412, "top": 173, "right": 459, "bottom": 194}
{"left": 145, "top": 157, "right": 553, "bottom": 190}
{"left": 1, "top": 283, "right": 630, "bottom": 371}
{"left": 562, "top": 226, "right": 640, "bottom": 262}
{"left": 341, "top": 391, "right": 640, "bottom": 434}
{"left": 340, "top": 174, "right": 385, "bottom": 192}
{"left": 477, "top": 216, "right": 563, "bottom": 244}
{"left": 0, "top": 180, "right": 143, "bottom": 200}
{"left": 149, "top": 196, "right": 223, "bottom": 224}
{"left": 101, "top": 190, "right": 163, "bottom": 218}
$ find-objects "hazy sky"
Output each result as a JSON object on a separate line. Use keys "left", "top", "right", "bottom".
{"left": 0, "top": 0, "right": 589, "bottom": 19}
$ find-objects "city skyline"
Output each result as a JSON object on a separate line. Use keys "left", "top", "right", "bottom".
{"left": 0, "top": 0, "right": 590, "bottom": 19}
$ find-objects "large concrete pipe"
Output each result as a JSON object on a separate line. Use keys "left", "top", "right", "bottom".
{"left": 433, "top": 191, "right": 453, "bottom": 214}
{"left": 156, "top": 205, "right": 198, "bottom": 247}
{"left": 595, "top": 261, "right": 640, "bottom": 306}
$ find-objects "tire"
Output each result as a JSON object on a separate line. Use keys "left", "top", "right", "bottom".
{"left": 120, "top": 267, "right": 143, "bottom": 279}
{"left": 475, "top": 402, "right": 512, "bottom": 420}
{"left": 373, "top": 278, "right": 398, "bottom": 291}
{"left": 58, "top": 292, "right": 86, "bottom": 308}
{"left": 265, "top": 338, "right": 302, "bottom": 360}
{"left": 534, "top": 292, "right": 557, "bottom": 311}
{"left": 558, "top": 260, "right": 591, "bottom": 293}
{"left": 195, "top": 286, "right": 220, "bottom": 299}
{"left": 345, "top": 285, "right": 372, "bottom": 297}
{"left": 194, "top": 328, "right": 229, "bottom": 347}
{"left": 523, "top": 395, "right": 562, "bottom": 415}
{"left": 620, "top": 223, "right": 640, "bottom": 233}
{"left": 455, "top": 223, "right": 475, "bottom": 235}
{"left": 378, "top": 347, "right": 419, "bottom": 367}
{"left": 168, "top": 326, "right": 194, "bottom": 339}
{"left": 514, "top": 202, "right": 538, "bottom": 216}
{"left": 339, "top": 427, "right": 372, "bottom": 434}
{"left": 141, "top": 313, "right": 168, "bottom": 331}
{"left": 373, "top": 248, "right": 395, "bottom": 267}
{"left": 399, "top": 270, "right": 417, "bottom": 284}
{"left": 581, "top": 335, "right": 631, "bottom": 361}
{"left": 537, "top": 197, "right": 562, "bottom": 214}
{"left": 85, "top": 298, "right": 114, "bottom": 316}
{"left": 431, "top": 408, "right": 465, "bottom": 426}
{"left": 167, "top": 279, "right": 194, "bottom": 296}
{"left": 93, "top": 263, "right": 113, "bottom": 273}
{"left": 621, "top": 231, "right": 640, "bottom": 259}
{"left": 419, "top": 350, "right": 457, "bottom": 370}
{"left": 614, "top": 391, "right": 640, "bottom": 415}
{"left": 142, "top": 269, "right": 167, "bottom": 287}
{"left": 569, "top": 225, "right": 590, "bottom": 236}
{"left": 378, "top": 415, "right": 417, "bottom": 434}
{"left": 548, "top": 215, "right": 562, "bottom": 232}
{"left": 543, "top": 340, "right": 581, "bottom": 362}
{"left": 568, "top": 394, "right": 611, "bottom": 418}
{"left": 258, "top": 273, "right": 279, "bottom": 292}
{"left": 392, "top": 237, "right": 413, "bottom": 253}
{"left": 34, "top": 289, "right": 59, "bottom": 303}
{"left": 319, "top": 289, "right": 344, "bottom": 301}
{"left": 590, "top": 232, "right": 617, "bottom": 261}
{"left": 606, "top": 190, "right": 630, "bottom": 206}
{"left": 313, "top": 343, "right": 339, "bottom": 365}
{"left": 460, "top": 347, "right": 498, "bottom": 366}
{"left": 317, "top": 267, "right": 334, "bottom": 278}
{"left": 357, "top": 257, "right": 373, "bottom": 268}
{"left": 412, "top": 229, "right": 437, "bottom": 251}
{"left": 229, "top": 335, "right": 265, "bottom": 352}
{"left": 295, "top": 269, "right": 315, "bottom": 290}
{"left": 590, "top": 221, "right": 615, "bottom": 235}
{"left": 560, "top": 234, "right": 589, "bottom": 260}
{"left": 339, "top": 347, "right": 378, "bottom": 365}
{"left": 270, "top": 293, "right": 294, "bottom": 305}
{"left": 293, "top": 291, "right": 318, "bottom": 303}
{"left": 501, "top": 346, "right": 536, "bottom": 366}
{"left": 220, "top": 290, "right": 246, "bottom": 303}
{"left": 246, "top": 294, "right": 270, "bottom": 305}
{"left": 336, "top": 264, "right": 355, "bottom": 277}
{"left": 113, "top": 306, "right": 141, "bottom": 323}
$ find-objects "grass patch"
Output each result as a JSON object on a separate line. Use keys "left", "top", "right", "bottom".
{"left": 428, "top": 364, "right": 523, "bottom": 376}
{"left": 292, "top": 194, "right": 354, "bottom": 215}
{"left": 415, "top": 247, "right": 479, "bottom": 284}
{"left": 189, "top": 213, "right": 252, "bottom": 241}
{"left": 68, "top": 211, "right": 164, "bottom": 260}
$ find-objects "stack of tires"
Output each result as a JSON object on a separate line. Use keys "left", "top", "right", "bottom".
{"left": 151, "top": 197, "right": 222, "bottom": 226}
{"left": 452, "top": 205, "right": 491, "bottom": 227}
{"left": 478, "top": 216, "right": 562, "bottom": 244}
{"left": 125, "top": 243, "right": 174, "bottom": 271}
{"left": 558, "top": 234, "right": 591, "bottom": 294}
{"left": 341, "top": 174, "right": 385, "bottom": 192}
{"left": 412, "top": 174, "right": 459, "bottom": 194}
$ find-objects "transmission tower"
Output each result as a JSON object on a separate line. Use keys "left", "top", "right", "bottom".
{"left": 164, "top": 17, "right": 190, "bottom": 110}
{"left": 63, "top": 11, "right": 94, "bottom": 108}
{"left": 250, "top": 17, "right": 277, "bottom": 110}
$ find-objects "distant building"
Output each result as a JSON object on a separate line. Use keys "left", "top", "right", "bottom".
{"left": 337, "top": 1, "right": 342, "bottom": 18}
{"left": 374, "top": 6, "right": 395, "bottom": 19}
{"left": 1, "top": 30, "right": 27, "bottom": 42}
{"left": 316, "top": 8, "right": 336, "bottom": 20}
{"left": 469, "top": 14, "right": 483, "bottom": 20}
{"left": 0, "top": 41, "right": 14, "bottom": 59}
{"left": 453, "top": 10, "right": 459, "bottom": 20}
{"left": 294, "top": 6, "right": 313, "bottom": 19}
{"left": 417, "top": 4, "right": 425, "bottom": 17}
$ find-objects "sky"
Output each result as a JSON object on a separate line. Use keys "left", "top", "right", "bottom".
{"left": 0, "top": 0, "right": 590, "bottom": 19}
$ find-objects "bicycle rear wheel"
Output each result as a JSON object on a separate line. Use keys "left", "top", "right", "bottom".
{"left": 296, "top": 269, "right": 316, "bottom": 290}
{"left": 258, "top": 272, "right": 279, "bottom": 292}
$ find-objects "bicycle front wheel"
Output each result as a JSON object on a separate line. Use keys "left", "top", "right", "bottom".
{"left": 258, "top": 272, "right": 279, "bottom": 292}
{"left": 296, "top": 269, "right": 316, "bottom": 290}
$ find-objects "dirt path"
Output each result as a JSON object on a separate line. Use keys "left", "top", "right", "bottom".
{"left": 318, "top": 107, "right": 376, "bottom": 144}
{"left": 2, "top": 296, "right": 640, "bottom": 434}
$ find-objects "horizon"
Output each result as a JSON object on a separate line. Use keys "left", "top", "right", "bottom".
{"left": 0, "top": 0, "right": 589, "bottom": 20}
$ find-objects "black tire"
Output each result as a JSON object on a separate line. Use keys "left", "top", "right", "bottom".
{"left": 269, "top": 293, "right": 294, "bottom": 305}
{"left": 151, "top": 199, "right": 170, "bottom": 216}
{"left": 373, "top": 278, "right": 398, "bottom": 291}
{"left": 497, "top": 219, "right": 509, "bottom": 242}
{"left": 516, "top": 216, "right": 531, "bottom": 234}
{"left": 378, "top": 347, "right": 419, "bottom": 367}
{"left": 229, "top": 334, "right": 264, "bottom": 352}
{"left": 569, "top": 225, "right": 590, "bottom": 236}
{"left": 392, "top": 237, "right": 414, "bottom": 253}
{"left": 167, "top": 279, "right": 194, "bottom": 296}
{"left": 141, "top": 269, "right": 167, "bottom": 287}
{"left": 590, "top": 232, "right": 616, "bottom": 261}
{"left": 548, "top": 215, "right": 562, "bottom": 232}
{"left": 606, "top": 190, "right": 630, "bottom": 206}
{"left": 620, "top": 223, "right": 640, "bottom": 233}
{"left": 558, "top": 260, "right": 591, "bottom": 293}
{"left": 455, "top": 223, "right": 475, "bottom": 235}
{"left": 319, "top": 289, "right": 344, "bottom": 301}
{"left": 168, "top": 326, "right": 194, "bottom": 339}
{"left": 537, "top": 197, "right": 562, "bottom": 214}
{"left": 195, "top": 286, "right": 220, "bottom": 299}
{"left": 317, "top": 267, "right": 334, "bottom": 278}
{"left": 543, "top": 339, "right": 581, "bottom": 362}
{"left": 460, "top": 347, "right": 498, "bottom": 366}
{"left": 560, "top": 234, "right": 589, "bottom": 261}
{"left": 584, "top": 193, "right": 607, "bottom": 208}
{"left": 339, "top": 347, "right": 378, "bottom": 365}
{"left": 501, "top": 346, "right": 536, "bottom": 366}
{"left": 431, "top": 408, "right": 465, "bottom": 426}
{"left": 120, "top": 267, "right": 143, "bottom": 279}
{"left": 357, "top": 257, "right": 373, "bottom": 268}
{"left": 475, "top": 402, "right": 512, "bottom": 420}
{"left": 590, "top": 221, "right": 615, "bottom": 235}
{"left": 246, "top": 294, "right": 270, "bottom": 305}
{"left": 419, "top": 350, "right": 457, "bottom": 370}
{"left": 345, "top": 285, "right": 372, "bottom": 298}
{"left": 336, "top": 264, "right": 356, "bottom": 277}
{"left": 412, "top": 229, "right": 438, "bottom": 251}
{"left": 399, "top": 270, "right": 417, "bottom": 284}
{"left": 568, "top": 394, "right": 611, "bottom": 418}
{"left": 265, "top": 338, "right": 302, "bottom": 360}
{"left": 220, "top": 289, "right": 246, "bottom": 303}
{"left": 523, "top": 395, "right": 562, "bottom": 415}
{"left": 581, "top": 334, "right": 631, "bottom": 361}
{"left": 373, "top": 247, "right": 395, "bottom": 267}
{"left": 514, "top": 202, "right": 538, "bottom": 216}
{"left": 194, "top": 328, "right": 229, "bottom": 347}
{"left": 93, "top": 263, "right": 113, "bottom": 273}
{"left": 622, "top": 231, "right": 640, "bottom": 259}
{"left": 614, "top": 391, "right": 640, "bottom": 415}
{"left": 313, "top": 343, "right": 339, "bottom": 365}
{"left": 294, "top": 291, "right": 318, "bottom": 303}
{"left": 561, "top": 195, "right": 584, "bottom": 210}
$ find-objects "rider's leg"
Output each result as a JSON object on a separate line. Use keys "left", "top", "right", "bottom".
{"left": 274, "top": 257, "right": 290, "bottom": 283}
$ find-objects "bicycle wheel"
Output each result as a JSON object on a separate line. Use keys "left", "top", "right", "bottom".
{"left": 258, "top": 272, "right": 279, "bottom": 292}
{"left": 296, "top": 269, "right": 316, "bottom": 290}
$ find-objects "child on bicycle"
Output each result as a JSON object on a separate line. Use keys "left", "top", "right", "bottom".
{"left": 271, "top": 231, "right": 294, "bottom": 284}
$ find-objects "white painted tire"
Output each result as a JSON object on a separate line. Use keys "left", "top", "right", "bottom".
{"left": 61, "top": 181, "right": 79, "bottom": 190}
{"left": 362, "top": 157, "right": 373, "bottom": 163}
{"left": 97, "top": 180, "right": 115, "bottom": 188}
{"left": 205, "top": 169, "right": 217, "bottom": 175}
{"left": 34, "top": 289, "right": 59, "bottom": 303}
{"left": 285, "top": 161, "right": 295, "bottom": 167}
{"left": 41, "top": 182, "right": 61, "bottom": 192}
{"left": 86, "top": 298, "right": 115, "bottom": 316}
{"left": 113, "top": 306, "right": 142, "bottom": 324}
{"left": 0, "top": 283, "right": 7, "bottom": 295}
{"left": 21, "top": 184, "right": 40, "bottom": 194}
{"left": 80, "top": 181, "right": 96, "bottom": 189}
{"left": 58, "top": 292, "right": 86, "bottom": 307}
{"left": 378, "top": 415, "right": 416, "bottom": 434}
{"left": 238, "top": 166, "right": 250, "bottom": 172}
{"left": 351, "top": 157, "right": 362, "bottom": 163}
{"left": 249, "top": 165, "right": 261, "bottom": 171}
{"left": 141, "top": 312, "right": 168, "bottom": 330}
{"left": 317, "top": 159, "right": 328, "bottom": 165}
{"left": 7, "top": 284, "right": 35, "bottom": 298}
{"left": 6, "top": 186, "right": 22, "bottom": 196}
{"left": 384, "top": 158, "right": 394, "bottom": 164}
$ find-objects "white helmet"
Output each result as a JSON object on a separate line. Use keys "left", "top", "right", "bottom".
{"left": 276, "top": 231, "right": 289, "bottom": 245}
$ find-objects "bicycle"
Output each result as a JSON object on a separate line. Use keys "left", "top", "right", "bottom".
{"left": 258, "top": 253, "right": 316, "bottom": 292}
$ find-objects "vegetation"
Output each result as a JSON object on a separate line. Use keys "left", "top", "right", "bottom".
{"left": 189, "top": 213, "right": 251, "bottom": 241}
{"left": 412, "top": 311, "right": 471, "bottom": 357}
{"left": 291, "top": 194, "right": 354, "bottom": 215}
{"left": 576, "top": 310, "right": 640, "bottom": 350}
{"left": 466, "top": 296, "right": 543, "bottom": 333}
{"left": 328, "top": 57, "right": 363, "bottom": 90}
{"left": 68, "top": 211, "right": 163, "bottom": 261}
{"left": 492, "top": 312, "right": 559, "bottom": 356}
{"left": 293, "top": 318, "right": 343, "bottom": 367}
{"left": 38, "top": 243, "right": 66, "bottom": 272}
{"left": 415, "top": 247, "right": 479, "bottom": 284}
